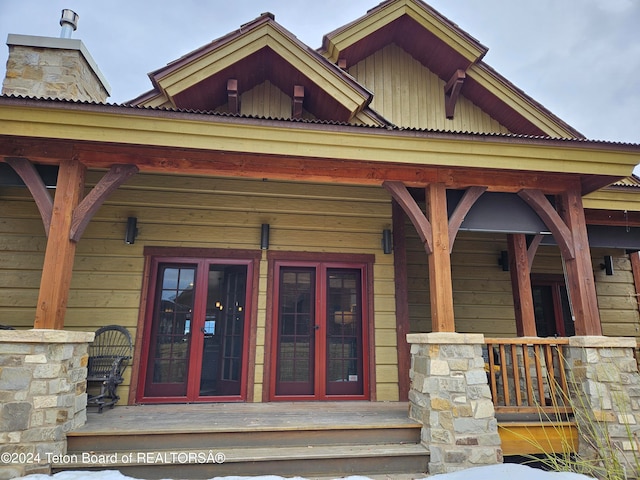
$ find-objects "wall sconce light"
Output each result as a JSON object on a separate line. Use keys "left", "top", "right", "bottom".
{"left": 382, "top": 229, "right": 392, "bottom": 254}
{"left": 260, "top": 224, "right": 270, "bottom": 250}
{"left": 498, "top": 250, "right": 509, "bottom": 271}
{"left": 124, "top": 217, "right": 138, "bottom": 245}
{"left": 601, "top": 255, "right": 614, "bottom": 276}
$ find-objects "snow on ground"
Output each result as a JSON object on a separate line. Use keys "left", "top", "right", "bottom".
{"left": 14, "top": 463, "right": 595, "bottom": 480}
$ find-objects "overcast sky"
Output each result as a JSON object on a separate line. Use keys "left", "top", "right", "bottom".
{"left": 0, "top": 0, "right": 639, "bottom": 145}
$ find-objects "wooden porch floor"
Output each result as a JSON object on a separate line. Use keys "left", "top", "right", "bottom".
{"left": 76, "top": 401, "right": 417, "bottom": 435}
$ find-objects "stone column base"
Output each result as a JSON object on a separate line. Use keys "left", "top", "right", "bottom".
{"left": 567, "top": 336, "right": 640, "bottom": 478}
{"left": 0, "top": 329, "right": 94, "bottom": 480}
{"left": 407, "top": 332, "right": 502, "bottom": 475}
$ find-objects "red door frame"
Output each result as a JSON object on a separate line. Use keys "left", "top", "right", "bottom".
{"left": 267, "top": 256, "right": 372, "bottom": 401}
{"left": 135, "top": 251, "right": 258, "bottom": 404}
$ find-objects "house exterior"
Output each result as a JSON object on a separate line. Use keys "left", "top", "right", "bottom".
{"left": 2, "top": 0, "right": 640, "bottom": 476}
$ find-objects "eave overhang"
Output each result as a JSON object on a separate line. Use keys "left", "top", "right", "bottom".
{"left": 0, "top": 98, "right": 637, "bottom": 193}
{"left": 321, "top": 0, "right": 487, "bottom": 70}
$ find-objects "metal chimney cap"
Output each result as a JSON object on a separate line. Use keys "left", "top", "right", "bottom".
{"left": 60, "top": 9, "right": 79, "bottom": 38}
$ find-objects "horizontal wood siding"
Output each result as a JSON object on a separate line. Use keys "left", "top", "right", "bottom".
{"left": 0, "top": 172, "right": 396, "bottom": 403}
{"left": 404, "top": 214, "right": 640, "bottom": 340}
{"left": 591, "top": 249, "right": 640, "bottom": 338}
{"left": 349, "top": 43, "right": 511, "bottom": 133}
{"left": 0, "top": 188, "right": 45, "bottom": 326}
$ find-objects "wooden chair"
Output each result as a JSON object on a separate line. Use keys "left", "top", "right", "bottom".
{"left": 87, "top": 325, "right": 132, "bottom": 413}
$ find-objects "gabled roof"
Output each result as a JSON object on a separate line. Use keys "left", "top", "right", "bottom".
{"left": 129, "top": 0, "right": 584, "bottom": 138}
{"left": 321, "top": 0, "right": 488, "bottom": 76}
{"left": 130, "top": 13, "right": 373, "bottom": 123}
{"left": 319, "top": 0, "right": 583, "bottom": 138}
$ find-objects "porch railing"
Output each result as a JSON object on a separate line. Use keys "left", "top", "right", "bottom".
{"left": 484, "top": 337, "right": 572, "bottom": 416}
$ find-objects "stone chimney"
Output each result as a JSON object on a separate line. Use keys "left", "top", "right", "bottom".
{"left": 2, "top": 9, "right": 111, "bottom": 102}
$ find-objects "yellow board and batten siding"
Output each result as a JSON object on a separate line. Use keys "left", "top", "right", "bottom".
{"left": 348, "top": 43, "right": 511, "bottom": 133}
{"left": 0, "top": 173, "right": 397, "bottom": 403}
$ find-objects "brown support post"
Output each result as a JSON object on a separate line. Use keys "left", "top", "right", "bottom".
{"left": 34, "top": 159, "right": 86, "bottom": 330}
{"left": 426, "top": 183, "right": 455, "bottom": 332}
{"left": 631, "top": 252, "right": 640, "bottom": 314}
{"left": 557, "top": 188, "right": 602, "bottom": 336}
{"left": 507, "top": 233, "right": 536, "bottom": 336}
{"left": 392, "top": 200, "right": 410, "bottom": 400}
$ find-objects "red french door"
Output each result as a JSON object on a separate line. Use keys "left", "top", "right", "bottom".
{"left": 139, "top": 257, "right": 252, "bottom": 402}
{"left": 270, "top": 261, "right": 369, "bottom": 400}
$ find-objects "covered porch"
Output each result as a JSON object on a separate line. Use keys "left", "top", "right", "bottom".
{"left": 2, "top": 98, "right": 640, "bottom": 478}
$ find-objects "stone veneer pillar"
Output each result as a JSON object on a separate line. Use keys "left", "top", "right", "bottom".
{"left": 407, "top": 332, "right": 502, "bottom": 474}
{"left": 567, "top": 336, "right": 640, "bottom": 477}
{"left": 0, "top": 329, "right": 94, "bottom": 480}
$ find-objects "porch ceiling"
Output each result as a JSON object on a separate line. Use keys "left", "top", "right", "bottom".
{"left": 0, "top": 97, "right": 637, "bottom": 193}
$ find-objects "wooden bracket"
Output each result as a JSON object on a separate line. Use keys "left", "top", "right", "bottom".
{"left": 448, "top": 186, "right": 486, "bottom": 249}
{"left": 227, "top": 79, "right": 239, "bottom": 114}
{"left": 5, "top": 157, "right": 54, "bottom": 234}
{"left": 337, "top": 58, "right": 347, "bottom": 69}
{"left": 70, "top": 164, "right": 139, "bottom": 242}
{"left": 444, "top": 69, "right": 466, "bottom": 119}
{"left": 526, "top": 234, "right": 544, "bottom": 270}
{"left": 383, "top": 181, "right": 433, "bottom": 254}
{"left": 292, "top": 85, "right": 304, "bottom": 119}
{"left": 518, "top": 189, "right": 575, "bottom": 260}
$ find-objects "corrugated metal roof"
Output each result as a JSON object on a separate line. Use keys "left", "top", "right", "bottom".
{"left": 1, "top": 93, "right": 640, "bottom": 149}
{"left": 611, "top": 176, "right": 640, "bottom": 188}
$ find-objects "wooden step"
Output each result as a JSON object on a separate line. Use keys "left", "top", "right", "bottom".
{"left": 67, "top": 424, "right": 421, "bottom": 452}
{"left": 52, "top": 444, "right": 428, "bottom": 479}
{"left": 59, "top": 402, "right": 428, "bottom": 478}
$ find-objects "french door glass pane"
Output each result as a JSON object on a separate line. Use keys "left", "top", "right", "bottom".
{"left": 199, "top": 264, "right": 247, "bottom": 397}
{"left": 326, "top": 269, "right": 362, "bottom": 393}
{"left": 152, "top": 266, "right": 195, "bottom": 386}
{"left": 277, "top": 269, "right": 314, "bottom": 390}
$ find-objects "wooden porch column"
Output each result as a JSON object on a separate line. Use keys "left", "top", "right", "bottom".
{"left": 34, "top": 159, "right": 86, "bottom": 330}
{"left": 557, "top": 188, "right": 602, "bottom": 336}
{"left": 426, "top": 183, "right": 455, "bottom": 332}
{"left": 507, "top": 233, "right": 536, "bottom": 336}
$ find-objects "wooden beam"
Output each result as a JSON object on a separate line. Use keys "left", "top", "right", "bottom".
{"left": 585, "top": 208, "right": 640, "bottom": 227}
{"left": 5, "top": 157, "right": 53, "bottom": 234}
{"left": 3, "top": 136, "right": 586, "bottom": 193}
{"left": 508, "top": 234, "right": 536, "bottom": 337}
{"left": 444, "top": 69, "right": 466, "bottom": 119}
{"left": 227, "top": 79, "right": 239, "bottom": 114}
{"left": 448, "top": 186, "right": 486, "bottom": 250}
{"left": 392, "top": 200, "right": 410, "bottom": 401}
{"left": 426, "top": 183, "right": 455, "bottom": 332}
{"left": 292, "top": 85, "right": 304, "bottom": 119}
{"left": 518, "top": 189, "right": 575, "bottom": 260}
{"left": 557, "top": 189, "right": 602, "bottom": 336}
{"left": 337, "top": 58, "right": 347, "bottom": 69}
{"left": 70, "top": 164, "right": 139, "bottom": 242}
{"left": 34, "top": 159, "right": 86, "bottom": 330}
{"left": 383, "top": 181, "right": 432, "bottom": 254}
